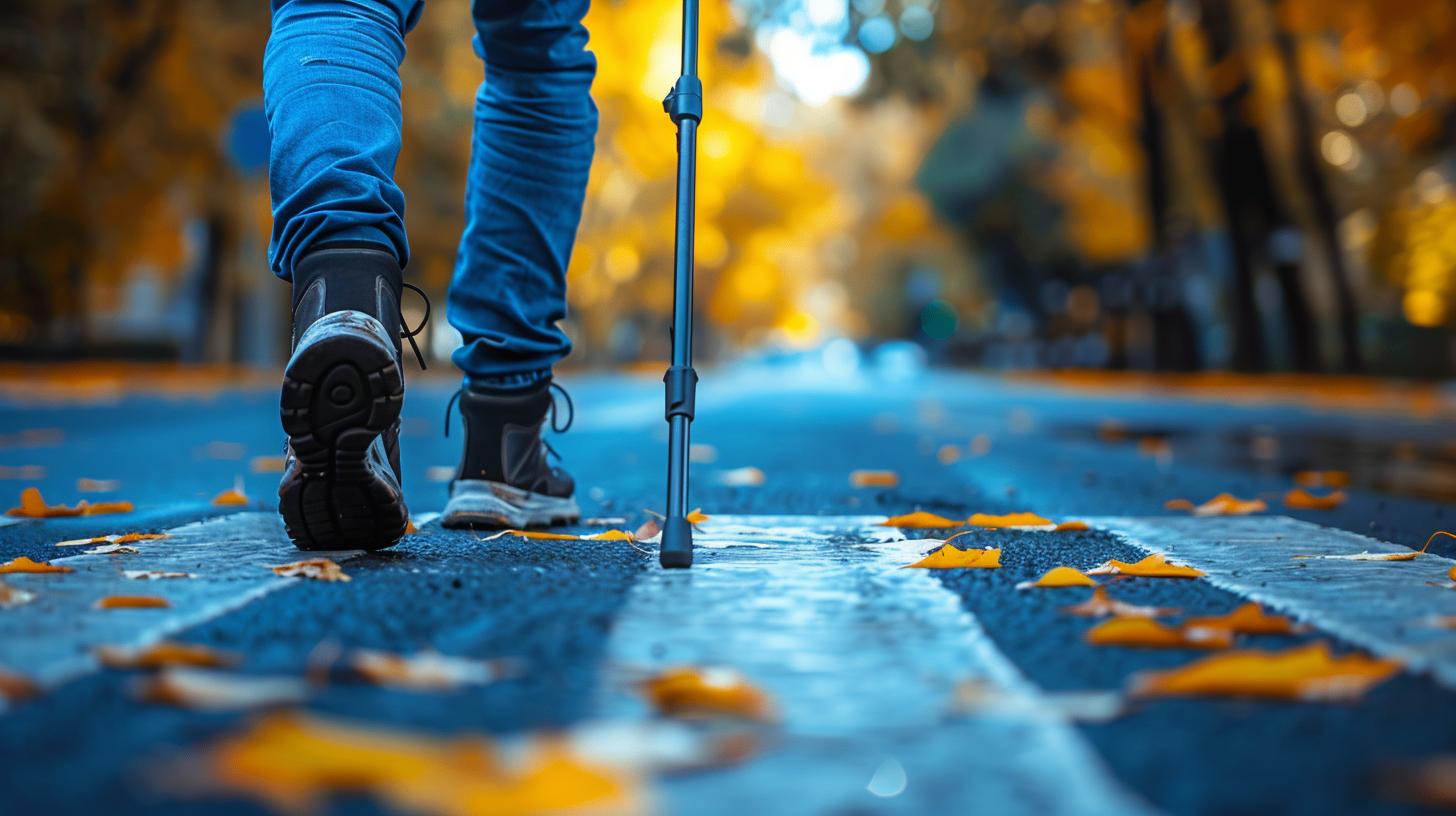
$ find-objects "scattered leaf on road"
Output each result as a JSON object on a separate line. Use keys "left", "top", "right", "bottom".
{"left": 6, "top": 487, "right": 128, "bottom": 517}
{"left": 903, "top": 544, "right": 1002, "bottom": 570}
{"left": 1183, "top": 603, "right": 1305, "bottom": 635}
{"left": 348, "top": 649, "right": 515, "bottom": 691}
{"left": 1054, "top": 520, "right": 1091, "bottom": 531}
{"left": 937, "top": 445, "right": 962, "bottom": 465}
{"left": 1284, "top": 488, "right": 1347, "bottom": 510}
{"left": 640, "top": 666, "right": 775, "bottom": 722}
{"left": 714, "top": 466, "right": 765, "bottom": 487}
{"left": 56, "top": 532, "right": 167, "bottom": 547}
{"left": 76, "top": 478, "right": 120, "bottom": 492}
{"left": 967, "top": 512, "right": 1054, "bottom": 528}
{"left": 97, "top": 642, "right": 238, "bottom": 670}
{"left": 1089, "top": 554, "right": 1206, "bottom": 578}
{"left": 1131, "top": 641, "right": 1400, "bottom": 701}
{"left": 272, "top": 559, "right": 350, "bottom": 582}
{"left": 83, "top": 543, "right": 139, "bottom": 555}
{"left": 1061, "top": 587, "right": 1178, "bottom": 618}
{"left": 686, "top": 508, "right": 711, "bottom": 524}
{"left": 1164, "top": 499, "right": 1195, "bottom": 511}
{"left": 633, "top": 518, "right": 661, "bottom": 541}
{"left": 850, "top": 470, "right": 899, "bottom": 488}
{"left": 480, "top": 529, "right": 636, "bottom": 542}
{"left": 95, "top": 595, "right": 170, "bottom": 610}
{"left": 124, "top": 570, "right": 195, "bottom": 580}
{"left": 1086, "top": 617, "right": 1233, "bottom": 649}
{"left": 879, "top": 511, "right": 962, "bottom": 529}
{"left": 1192, "top": 493, "right": 1268, "bottom": 516}
{"left": 197, "top": 711, "right": 641, "bottom": 815}
{"left": 250, "top": 455, "right": 286, "bottom": 474}
{"left": 0, "top": 556, "right": 73, "bottom": 574}
{"left": 1017, "top": 566, "right": 1098, "bottom": 589}
{"left": 137, "top": 668, "right": 309, "bottom": 710}
{"left": 212, "top": 488, "right": 249, "bottom": 507}
{"left": 0, "top": 581, "right": 36, "bottom": 608}
{"left": 1294, "top": 470, "right": 1350, "bottom": 488}
{"left": 0, "top": 669, "right": 38, "bottom": 702}
{"left": 1294, "top": 531, "right": 1452, "bottom": 562}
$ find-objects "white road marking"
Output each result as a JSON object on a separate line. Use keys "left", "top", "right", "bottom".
{"left": 1095, "top": 516, "right": 1456, "bottom": 687}
{"left": 0, "top": 512, "right": 363, "bottom": 688}
{"left": 604, "top": 515, "right": 1156, "bottom": 816}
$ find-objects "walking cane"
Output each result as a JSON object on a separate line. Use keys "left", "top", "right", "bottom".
{"left": 658, "top": 0, "right": 703, "bottom": 568}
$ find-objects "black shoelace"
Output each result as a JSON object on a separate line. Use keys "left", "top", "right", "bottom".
{"left": 400, "top": 282, "right": 431, "bottom": 370}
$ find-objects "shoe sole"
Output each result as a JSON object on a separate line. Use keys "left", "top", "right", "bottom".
{"left": 278, "top": 311, "right": 407, "bottom": 551}
{"left": 440, "top": 481, "right": 581, "bottom": 530}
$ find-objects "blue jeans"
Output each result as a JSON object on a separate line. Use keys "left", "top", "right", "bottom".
{"left": 263, "top": 0, "right": 597, "bottom": 385}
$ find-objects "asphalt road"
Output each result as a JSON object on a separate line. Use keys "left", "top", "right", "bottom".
{"left": 1, "top": 357, "right": 1455, "bottom": 815}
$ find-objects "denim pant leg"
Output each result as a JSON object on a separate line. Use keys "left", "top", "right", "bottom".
{"left": 448, "top": 0, "right": 598, "bottom": 386}
{"left": 263, "top": 0, "right": 424, "bottom": 280}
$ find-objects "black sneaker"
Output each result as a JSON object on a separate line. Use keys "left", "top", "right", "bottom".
{"left": 277, "top": 246, "right": 428, "bottom": 551}
{"left": 440, "top": 380, "right": 581, "bottom": 529}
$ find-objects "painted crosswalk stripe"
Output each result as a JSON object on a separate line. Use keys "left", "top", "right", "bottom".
{"left": 1095, "top": 516, "right": 1456, "bottom": 687}
{"left": 0, "top": 512, "right": 362, "bottom": 688}
{"left": 603, "top": 515, "right": 1156, "bottom": 816}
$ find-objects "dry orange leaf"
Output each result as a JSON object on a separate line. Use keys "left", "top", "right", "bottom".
{"left": 97, "top": 641, "right": 238, "bottom": 670}
{"left": 201, "top": 711, "right": 641, "bottom": 816}
{"left": 7, "top": 486, "right": 83, "bottom": 517}
{"left": 0, "top": 580, "right": 36, "bottom": 608}
{"left": 1184, "top": 603, "right": 1304, "bottom": 636}
{"left": 138, "top": 668, "right": 309, "bottom": 711}
{"left": 904, "top": 544, "right": 1002, "bottom": 570}
{"left": 212, "top": 488, "right": 250, "bottom": 507}
{"left": 1089, "top": 553, "right": 1206, "bottom": 579}
{"left": 1018, "top": 566, "right": 1098, "bottom": 589}
{"left": 640, "top": 666, "right": 774, "bottom": 722}
{"left": 850, "top": 470, "right": 900, "bottom": 488}
{"left": 349, "top": 649, "right": 513, "bottom": 691}
{"left": 1086, "top": 617, "right": 1233, "bottom": 649}
{"left": 879, "top": 511, "right": 962, "bottom": 529}
{"left": 1294, "top": 470, "right": 1350, "bottom": 488}
{"left": 0, "top": 669, "right": 39, "bottom": 702}
{"left": 272, "top": 559, "right": 350, "bottom": 582}
{"left": 482, "top": 528, "right": 636, "bottom": 542}
{"left": 85, "top": 500, "right": 135, "bottom": 515}
{"left": 95, "top": 595, "right": 170, "bottom": 610}
{"left": 714, "top": 466, "right": 765, "bottom": 487}
{"left": 1295, "top": 530, "right": 1453, "bottom": 563}
{"left": 250, "top": 455, "right": 287, "bottom": 474}
{"left": 685, "top": 508, "right": 711, "bottom": 525}
{"left": 937, "top": 445, "right": 962, "bottom": 465}
{"left": 1054, "top": 520, "right": 1091, "bottom": 532}
{"left": 1131, "top": 641, "right": 1400, "bottom": 701}
{"left": 1163, "top": 498, "right": 1195, "bottom": 511}
{"left": 1061, "top": 587, "right": 1178, "bottom": 618}
{"left": 0, "top": 555, "right": 73, "bottom": 574}
{"left": 1284, "top": 488, "right": 1347, "bottom": 510}
{"left": 967, "top": 512, "right": 1054, "bottom": 528}
{"left": 1193, "top": 493, "right": 1268, "bottom": 516}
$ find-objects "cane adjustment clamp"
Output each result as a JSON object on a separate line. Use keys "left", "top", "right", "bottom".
{"left": 663, "top": 76, "right": 703, "bottom": 124}
{"left": 663, "top": 365, "right": 698, "bottom": 421}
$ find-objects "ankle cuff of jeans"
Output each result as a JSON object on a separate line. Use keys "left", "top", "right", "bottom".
{"left": 467, "top": 369, "right": 552, "bottom": 393}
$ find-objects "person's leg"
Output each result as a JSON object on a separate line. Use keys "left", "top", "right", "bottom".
{"left": 265, "top": 0, "right": 424, "bottom": 551}
{"left": 441, "top": 0, "right": 597, "bottom": 529}
{"left": 449, "top": 0, "right": 598, "bottom": 387}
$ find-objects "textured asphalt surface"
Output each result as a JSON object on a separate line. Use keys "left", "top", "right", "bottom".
{"left": 1, "top": 357, "right": 1455, "bottom": 815}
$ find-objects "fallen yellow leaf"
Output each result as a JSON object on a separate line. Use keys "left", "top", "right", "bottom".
{"left": 1131, "top": 641, "right": 1400, "bottom": 701}
{"left": 1085, "top": 617, "right": 1233, "bottom": 649}
{"left": 879, "top": 511, "right": 962, "bottom": 529}
{"left": 97, "top": 641, "right": 238, "bottom": 670}
{"left": 0, "top": 556, "right": 73, "bottom": 574}
{"left": 1294, "top": 530, "right": 1453, "bottom": 562}
{"left": 0, "top": 669, "right": 38, "bottom": 702}
{"left": 1192, "top": 493, "right": 1268, "bottom": 516}
{"left": 0, "top": 580, "right": 36, "bottom": 608}
{"left": 349, "top": 649, "right": 513, "bottom": 691}
{"left": 1017, "top": 566, "right": 1097, "bottom": 589}
{"left": 1088, "top": 553, "right": 1206, "bottom": 578}
{"left": 1284, "top": 488, "right": 1347, "bottom": 510}
{"left": 7, "top": 486, "right": 83, "bottom": 517}
{"left": 202, "top": 711, "right": 641, "bottom": 816}
{"left": 1294, "top": 470, "right": 1350, "bottom": 489}
{"left": 1061, "top": 587, "right": 1179, "bottom": 618}
{"left": 1054, "top": 520, "right": 1091, "bottom": 532}
{"left": 686, "top": 508, "right": 711, "bottom": 524}
{"left": 250, "top": 455, "right": 287, "bottom": 474}
{"left": 1164, "top": 499, "right": 1195, "bottom": 511}
{"left": 967, "top": 512, "right": 1053, "bottom": 528}
{"left": 1184, "top": 603, "right": 1304, "bottom": 635}
{"left": 640, "top": 666, "right": 774, "bottom": 722}
{"left": 850, "top": 470, "right": 899, "bottom": 488}
{"left": 903, "top": 543, "right": 1002, "bottom": 569}
{"left": 482, "top": 529, "right": 636, "bottom": 542}
{"left": 212, "top": 488, "right": 249, "bottom": 507}
{"left": 272, "top": 559, "right": 350, "bottom": 582}
{"left": 85, "top": 500, "right": 135, "bottom": 515}
{"left": 937, "top": 445, "right": 962, "bottom": 465}
{"left": 138, "top": 668, "right": 309, "bottom": 711}
{"left": 95, "top": 595, "right": 171, "bottom": 610}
